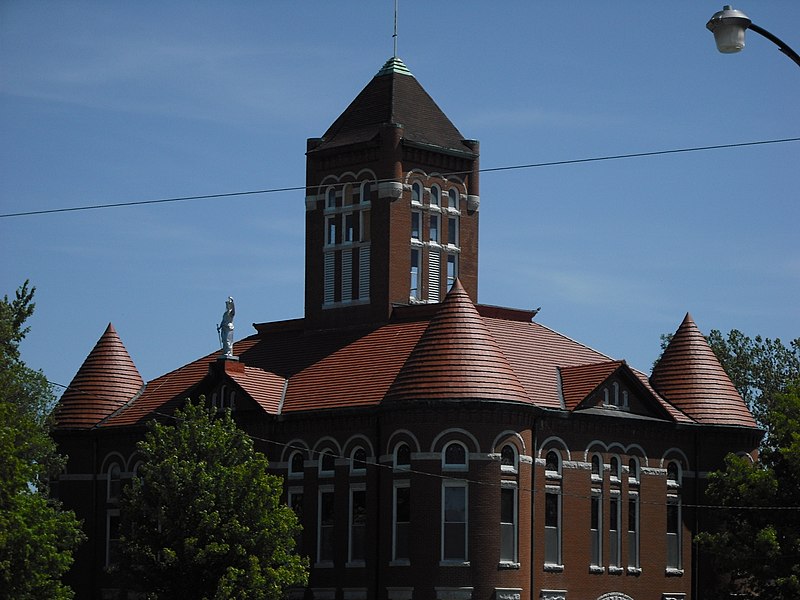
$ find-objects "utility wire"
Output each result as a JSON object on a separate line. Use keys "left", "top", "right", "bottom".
{"left": 2, "top": 136, "right": 798, "bottom": 219}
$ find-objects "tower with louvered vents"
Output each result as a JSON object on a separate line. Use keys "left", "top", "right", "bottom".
{"left": 304, "top": 57, "right": 480, "bottom": 329}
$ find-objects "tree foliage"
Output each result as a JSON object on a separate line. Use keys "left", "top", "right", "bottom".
{"left": 680, "top": 329, "right": 800, "bottom": 599}
{"left": 0, "top": 282, "right": 85, "bottom": 600}
{"left": 118, "top": 401, "right": 308, "bottom": 600}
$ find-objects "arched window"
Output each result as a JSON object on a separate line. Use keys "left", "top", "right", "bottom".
{"left": 107, "top": 463, "right": 121, "bottom": 502}
{"left": 394, "top": 443, "right": 411, "bottom": 470}
{"left": 545, "top": 450, "right": 561, "bottom": 476}
{"left": 326, "top": 187, "right": 337, "bottom": 209}
{"left": 351, "top": 447, "right": 367, "bottom": 474}
{"left": 500, "top": 444, "right": 518, "bottom": 472}
{"left": 443, "top": 441, "right": 467, "bottom": 470}
{"left": 628, "top": 457, "right": 640, "bottom": 483}
{"left": 319, "top": 450, "right": 335, "bottom": 477}
{"left": 360, "top": 180, "right": 371, "bottom": 204}
{"left": 610, "top": 456, "right": 621, "bottom": 481}
{"left": 667, "top": 461, "right": 681, "bottom": 487}
{"left": 448, "top": 188, "right": 458, "bottom": 209}
{"left": 289, "top": 451, "right": 305, "bottom": 478}
{"left": 591, "top": 454, "right": 602, "bottom": 479}
{"left": 430, "top": 185, "right": 440, "bottom": 207}
{"left": 411, "top": 182, "right": 422, "bottom": 205}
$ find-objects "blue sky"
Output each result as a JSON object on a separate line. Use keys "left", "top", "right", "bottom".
{"left": 1, "top": 2, "right": 798, "bottom": 392}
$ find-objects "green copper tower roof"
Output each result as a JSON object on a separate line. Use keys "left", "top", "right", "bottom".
{"left": 375, "top": 56, "right": 413, "bottom": 77}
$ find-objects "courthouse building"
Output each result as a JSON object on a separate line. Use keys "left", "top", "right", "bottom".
{"left": 53, "top": 56, "right": 761, "bottom": 600}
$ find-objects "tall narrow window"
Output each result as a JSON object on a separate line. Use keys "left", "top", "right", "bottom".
{"left": 410, "top": 249, "right": 420, "bottom": 300}
{"left": 442, "top": 482, "right": 467, "bottom": 562}
{"left": 289, "top": 488, "right": 304, "bottom": 552}
{"left": 430, "top": 185, "right": 440, "bottom": 207}
{"left": 319, "top": 450, "right": 335, "bottom": 477}
{"left": 544, "top": 491, "right": 561, "bottom": 566}
{"left": 590, "top": 493, "right": 602, "bottom": 567}
{"left": 500, "top": 444, "right": 518, "bottom": 473}
{"left": 360, "top": 181, "right": 371, "bottom": 204}
{"left": 500, "top": 484, "right": 518, "bottom": 564}
{"left": 591, "top": 454, "right": 602, "bottom": 480}
{"left": 106, "top": 510, "right": 120, "bottom": 567}
{"left": 327, "top": 188, "right": 336, "bottom": 209}
{"left": 666, "top": 499, "right": 682, "bottom": 570}
{"left": 344, "top": 212, "right": 356, "bottom": 243}
{"left": 318, "top": 488, "right": 335, "bottom": 564}
{"left": 545, "top": 450, "right": 561, "bottom": 477}
{"left": 429, "top": 214, "right": 440, "bottom": 243}
{"left": 411, "top": 211, "right": 421, "bottom": 240}
{"left": 448, "top": 188, "right": 458, "bottom": 209}
{"left": 107, "top": 463, "right": 121, "bottom": 502}
{"left": 360, "top": 209, "right": 371, "bottom": 241}
{"left": 446, "top": 254, "right": 457, "bottom": 291}
{"left": 628, "top": 494, "right": 640, "bottom": 569}
{"left": 628, "top": 457, "right": 639, "bottom": 485}
{"left": 411, "top": 182, "right": 422, "bottom": 205}
{"left": 393, "top": 482, "right": 411, "bottom": 562}
{"left": 349, "top": 486, "right": 366, "bottom": 564}
{"left": 447, "top": 216, "right": 458, "bottom": 246}
{"left": 610, "top": 456, "right": 621, "bottom": 482}
{"left": 609, "top": 496, "right": 621, "bottom": 568}
{"left": 326, "top": 216, "right": 337, "bottom": 246}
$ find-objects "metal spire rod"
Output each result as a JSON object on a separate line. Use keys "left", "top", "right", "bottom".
{"left": 393, "top": 0, "right": 398, "bottom": 58}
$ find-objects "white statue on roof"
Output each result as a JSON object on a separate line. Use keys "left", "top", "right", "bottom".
{"left": 217, "top": 296, "right": 235, "bottom": 358}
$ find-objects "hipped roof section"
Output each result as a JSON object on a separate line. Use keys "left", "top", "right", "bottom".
{"left": 309, "top": 57, "right": 475, "bottom": 155}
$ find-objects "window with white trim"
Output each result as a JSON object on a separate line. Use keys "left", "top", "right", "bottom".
{"left": 318, "top": 450, "right": 335, "bottom": 478}
{"left": 393, "top": 481, "right": 411, "bottom": 563}
{"left": 411, "top": 211, "right": 421, "bottom": 241}
{"left": 317, "top": 487, "right": 335, "bottom": 564}
{"left": 442, "top": 481, "right": 468, "bottom": 562}
{"left": 429, "top": 214, "right": 440, "bottom": 243}
{"left": 447, "top": 216, "right": 458, "bottom": 246}
{"left": 590, "top": 492, "right": 602, "bottom": 567}
{"left": 609, "top": 495, "right": 621, "bottom": 568}
{"left": 350, "top": 447, "right": 367, "bottom": 475}
{"left": 107, "top": 462, "right": 121, "bottom": 503}
{"left": 410, "top": 249, "right": 421, "bottom": 301}
{"left": 289, "top": 451, "right": 305, "bottom": 479}
{"left": 105, "top": 509, "right": 120, "bottom": 567}
{"left": 394, "top": 443, "right": 411, "bottom": 471}
{"left": 628, "top": 457, "right": 640, "bottom": 485}
{"left": 500, "top": 483, "right": 518, "bottom": 564}
{"left": 288, "top": 487, "right": 304, "bottom": 552}
{"left": 448, "top": 188, "right": 458, "bottom": 209}
{"left": 591, "top": 454, "right": 602, "bottom": 482}
{"left": 430, "top": 185, "right": 440, "bottom": 207}
{"left": 500, "top": 444, "right": 518, "bottom": 474}
{"left": 446, "top": 253, "right": 457, "bottom": 291}
{"left": 442, "top": 441, "right": 468, "bottom": 471}
{"left": 411, "top": 182, "right": 422, "bottom": 205}
{"left": 628, "top": 493, "right": 640, "bottom": 569}
{"left": 666, "top": 497, "right": 682, "bottom": 570}
{"left": 610, "top": 456, "right": 621, "bottom": 482}
{"left": 349, "top": 485, "right": 366, "bottom": 564}
{"left": 545, "top": 450, "right": 561, "bottom": 478}
{"left": 544, "top": 490, "right": 561, "bottom": 566}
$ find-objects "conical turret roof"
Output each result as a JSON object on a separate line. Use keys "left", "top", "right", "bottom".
{"left": 650, "top": 313, "right": 756, "bottom": 427}
{"left": 384, "top": 280, "right": 530, "bottom": 403}
{"left": 54, "top": 323, "right": 143, "bottom": 428}
{"left": 310, "top": 57, "right": 474, "bottom": 154}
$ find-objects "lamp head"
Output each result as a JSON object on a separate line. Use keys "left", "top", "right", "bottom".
{"left": 706, "top": 5, "right": 752, "bottom": 53}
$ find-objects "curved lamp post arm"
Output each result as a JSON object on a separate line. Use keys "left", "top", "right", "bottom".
{"left": 747, "top": 23, "right": 800, "bottom": 69}
{"left": 706, "top": 5, "right": 800, "bottom": 69}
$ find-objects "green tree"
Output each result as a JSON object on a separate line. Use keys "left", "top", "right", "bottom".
{"left": 118, "top": 401, "right": 308, "bottom": 600}
{"left": 670, "top": 329, "right": 800, "bottom": 599}
{"left": 0, "top": 282, "right": 85, "bottom": 599}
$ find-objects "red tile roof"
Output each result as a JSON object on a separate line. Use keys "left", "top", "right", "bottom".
{"left": 54, "top": 323, "right": 144, "bottom": 429}
{"left": 650, "top": 313, "right": 757, "bottom": 427}
{"left": 67, "top": 301, "right": 754, "bottom": 431}
{"left": 560, "top": 361, "right": 625, "bottom": 410}
{"left": 384, "top": 280, "right": 530, "bottom": 404}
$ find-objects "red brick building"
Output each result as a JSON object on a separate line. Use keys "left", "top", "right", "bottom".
{"left": 53, "top": 57, "right": 761, "bottom": 600}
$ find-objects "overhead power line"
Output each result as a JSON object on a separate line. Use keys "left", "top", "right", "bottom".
{"left": 2, "top": 136, "right": 798, "bottom": 219}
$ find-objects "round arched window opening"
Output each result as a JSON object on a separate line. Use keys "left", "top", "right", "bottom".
{"left": 443, "top": 441, "right": 467, "bottom": 470}
{"left": 501, "top": 444, "right": 518, "bottom": 472}
{"left": 395, "top": 443, "right": 411, "bottom": 469}
{"left": 667, "top": 461, "right": 681, "bottom": 486}
{"left": 319, "top": 450, "right": 336, "bottom": 476}
{"left": 545, "top": 450, "right": 561, "bottom": 475}
{"left": 289, "top": 451, "right": 305, "bottom": 477}
{"left": 610, "top": 456, "right": 621, "bottom": 480}
{"left": 351, "top": 447, "right": 367, "bottom": 473}
{"left": 591, "top": 454, "right": 602, "bottom": 478}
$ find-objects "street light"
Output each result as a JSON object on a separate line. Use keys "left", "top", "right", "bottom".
{"left": 706, "top": 5, "right": 800, "bottom": 68}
